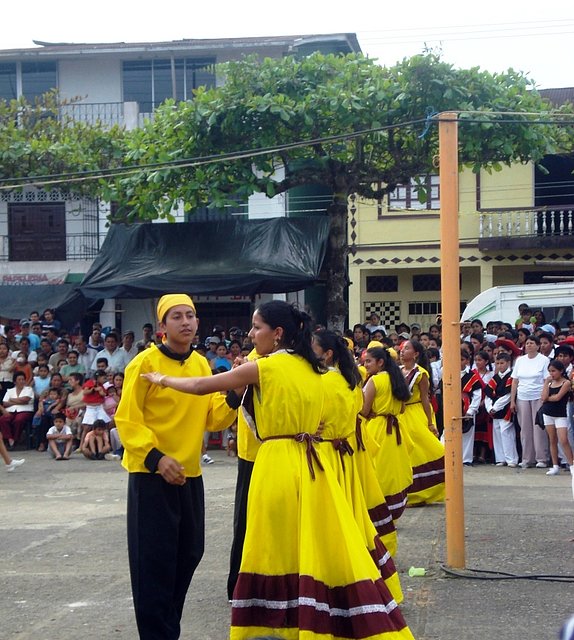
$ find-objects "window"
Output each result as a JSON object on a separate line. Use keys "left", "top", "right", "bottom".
{"left": 8, "top": 203, "right": 66, "bottom": 261}
{"left": 388, "top": 175, "right": 440, "bottom": 210}
{"left": 123, "top": 58, "right": 215, "bottom": 111}
{"left": 22, "top": 62, "right": 57, "bottom": 100}
{"left": 366, "top": 275, "right": 398, "bottom": 292}
{"left": 0, "top": 63, "right": 17, "bottom": 101}
{"left": 412, "top": 274, "right": 442, "bottom": 291}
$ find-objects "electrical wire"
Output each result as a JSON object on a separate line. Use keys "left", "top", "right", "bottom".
{"left": 0, "top": 117, "right": 428, "bottom": 190}
{"left": 440, "top": 564, "right": 574, "bottom": 583}
{"left": 1, "top": 111, "right": 573, "bottom": 191}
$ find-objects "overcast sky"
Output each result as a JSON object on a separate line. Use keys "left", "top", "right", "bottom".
{"left": 4, "top": 1, "right": 574, "bottom": 89}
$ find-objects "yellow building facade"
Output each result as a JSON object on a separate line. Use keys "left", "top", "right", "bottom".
{"left": 348, "top": 162, "right": 574, "bottom": 330}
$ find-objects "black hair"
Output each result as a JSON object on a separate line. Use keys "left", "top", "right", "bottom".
{"left": 409, "top": 340, "right": 434, "bottom": 394}
{"left": 547, "top": 359, "right": 568, "bottom": 378}
{"left": 69, "top": 372, "right": 84, "bottom": 385}
{"left": 475, "top": 349, "right": 493, "bottom": 370}
{"left": 517, "top": 327, "right": 531, "bottom": 338}
{"left": 471, "top": 318, "right": 484, "bottom": 327}
{"left": 495, "top": 352, "right": 511, "bottom": 364}
{"left": 96, "top": 357, "right": 109, "bottom": 366}
{"left": 105, "top": 332, "right": 119, "bottom": 342}
{"left": 228, "top": 339, "right": 242, "bottom": 350}
{"left": 525, "top": 334, "right": 540, "bottom": 346}
{"left": 427, "top": 347, "right": 441, "bottom": 361}
{"left": 255, "top": 301, "right": 323, "bottom": 374}
{"left": 366, "top": 346, "right": 411, "bottom": 402}
{"left": 52, "top": 412, "right": 66, "bottom": 422}
{"left": 13, "top": 371, "right": 26, "bottom": 382}
{"left": 313, "top": 330, "right": 362, "bottom": 390}
{"left": 538, "top": 331, "right": 555, "bottom": 343}
{"left": 92, "top": 419, "right": 107, "bottom": 430}
{"left": 470, "top": 332, "right": 485, "bottom": 344}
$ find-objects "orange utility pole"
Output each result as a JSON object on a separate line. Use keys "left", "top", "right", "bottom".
{"left": 438, "top": 111, "right": 465, "bottom": 568}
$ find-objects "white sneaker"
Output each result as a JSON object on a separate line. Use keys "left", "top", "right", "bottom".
{"left": 202, "top": 454, "right": 214, "bottom": 465}
{"left": 495, "top": 462, "right": 505, "bottom": 467}
{"left": 536, "top": 462, "right": 548, "bottom": 469}
{"left": 508, "top": 463, "right": 518, "bottom": 468}
{"left": 546, "top": 466, "right": 560, "bottom": 476}
{"left": 6, "top": 458, "right": 25, "bottom": 472}
{"left": 104, "top": 453, "right": 121, "bottom": 461}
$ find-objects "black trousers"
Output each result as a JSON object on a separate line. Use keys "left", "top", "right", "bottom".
{"left": 127, "top": 473, "right": 205, "bottom": 640}
{"left": 227, "top": 457, "right": 254, "bottom": 600}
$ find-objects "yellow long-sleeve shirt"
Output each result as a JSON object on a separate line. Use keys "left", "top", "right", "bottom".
{"left": 115, "top": 344, "right": 236, "bottom": 477}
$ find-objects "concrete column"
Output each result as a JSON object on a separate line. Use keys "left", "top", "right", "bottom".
{"left": 123, "top": 102, "right": 140, "bottom": 131}
{"left": 99, "top": 299, "right": 117, "bottom": 331}
{"left": 480, "top": 262, "right": 494, "bottom": 292}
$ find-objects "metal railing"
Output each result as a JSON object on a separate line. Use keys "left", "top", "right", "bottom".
{"left": 479, "top": 207, "right": 574, "bottom": 238}
{"left": 0, "top": 233, "right": 99, "bottom": 262}
{"left": 59, "top": 102, "right": 125, "bottom": 127}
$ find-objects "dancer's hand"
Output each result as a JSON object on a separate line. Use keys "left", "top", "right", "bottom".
{"left": 141, "top": 371, "right": 166, "bottom": 386}
{"left": 158, "top": 455, "right": 186, "bottom": 485}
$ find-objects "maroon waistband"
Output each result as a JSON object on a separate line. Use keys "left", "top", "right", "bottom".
{"left": 261, "top": 432, "right": 324, "bottom": 480}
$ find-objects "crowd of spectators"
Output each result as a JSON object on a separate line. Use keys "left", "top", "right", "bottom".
{"left": 0, "top": 313, "right": 257, "bottom": 468}
{"left": 351, "top": 309, "right": 574, "bottom": 475}
{"left": 3, "top": 306, "right": 574, "bottom": 478}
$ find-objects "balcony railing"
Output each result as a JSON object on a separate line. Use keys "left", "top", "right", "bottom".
{"left": 0, "top": 233, "right": 100, "bottom": 262}
{"left": 478, "top": 207, "right": 574, "bottom": 250}
{"left": 479, "top": 207, "right": 574, "bottom": 238}
{"left": 59, "top": 102, "right": 125, "bottom": 127}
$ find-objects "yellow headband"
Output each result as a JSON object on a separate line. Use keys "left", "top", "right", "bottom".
{"left": 156, "top": 294, "right": 196, "bottom": 323}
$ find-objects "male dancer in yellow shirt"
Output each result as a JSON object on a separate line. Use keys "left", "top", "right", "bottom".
{"left": 115, "top": 294, "right": 236, "bottom": 640}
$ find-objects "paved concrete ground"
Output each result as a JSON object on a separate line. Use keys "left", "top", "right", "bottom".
{"left": 2, "top": 449, "right": 573, "bottom": 639}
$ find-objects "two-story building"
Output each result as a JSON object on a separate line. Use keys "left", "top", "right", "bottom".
{"left": 0, "top": 34, "right": 360, "bottom": 331}
{"left": 348, "top": 88, "right": 574, "bottom": 330}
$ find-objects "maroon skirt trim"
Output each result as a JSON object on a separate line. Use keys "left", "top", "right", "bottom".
{"left": 367, "top": 502, "right": 396, "bottom": 537}
{"left": 384, "top": 490, "right": 410, "bottom": 521}
{"left": 370, "top": 535, "right": 398, "bottom": 581}
{"left": 409, "top": 457, "right": 445, "bottom": 493}
{"left": 232, "top": 572, "right": 409, "bottom": 638}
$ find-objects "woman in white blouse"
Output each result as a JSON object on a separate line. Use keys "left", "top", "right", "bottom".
{"left": 0, "top": 371, "right": 34, "bottom": 449}
{"left": 510, "top": 335, "right": 550, "bottom": 468}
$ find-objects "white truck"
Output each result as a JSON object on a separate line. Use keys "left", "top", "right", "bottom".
{"left": 461, "top": 282, "right": 574, "bottom": 326}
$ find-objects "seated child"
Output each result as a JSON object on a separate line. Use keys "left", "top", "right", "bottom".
{"left": 81, "top": 418, "right": 111, "bottom": 460}
{"left": 32, "top": 364, "right": 52, "bottom": 399}
{"left": 102, "top": 382, "right": 118, "bottom": 420}
{"left": 33, "top": 387, "right": 63, "bottom": 452}
{"left": 46, "top": 412, "right": 73, "bottom": 460}
{"left": 79, "top": 372, "right": 111, "bottom": 449}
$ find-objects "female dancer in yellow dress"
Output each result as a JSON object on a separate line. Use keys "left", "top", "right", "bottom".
{"left": 399, "top": 339, "right": 445, "bottom": 506}
{"left": 144, "top": 301, "right": 414, "bottom": 640}
{"left": 361, "top": 345, "right": 414, "bottom": 522}
{"left": 312, "top": 331, "right": 401, "bottom": 602}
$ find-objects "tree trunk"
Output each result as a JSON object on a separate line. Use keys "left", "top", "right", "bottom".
{"left": 325, "top": 194, "right": 350, "bottom": 333}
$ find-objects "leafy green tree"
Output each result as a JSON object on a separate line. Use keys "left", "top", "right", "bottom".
{"left": 109, "top": 52, "right": 572, "bottom": 329}
{"left": 0, "top": 91, "right": 126, "bottom": 197}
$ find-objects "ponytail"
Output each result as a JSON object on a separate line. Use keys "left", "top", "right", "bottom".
{"left": 314, "top": 330, "right": 362, "bottom": 389}
{"left": 367, "top": 346, "right": 411, "bottom": 402}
